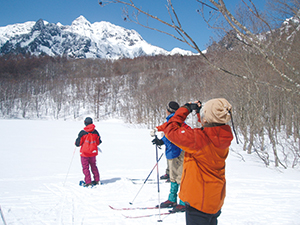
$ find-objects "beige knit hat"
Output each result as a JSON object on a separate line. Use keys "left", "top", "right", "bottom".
{"left": 202, "top": 98, "right": 232, "bottom": 124}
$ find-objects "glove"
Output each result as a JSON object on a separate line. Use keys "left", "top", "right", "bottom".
{"left": 184, "top": 103, "right": 193, "bottom": 112}
{"left": 184, "top": 101, "right": 202, "bottom": 113}
{"left": 152, "top": 136, "right": 164, "bottom": 146}
{"left": 195, "top": 100, "right": 202, "bottom": 113}
{"left": 150, "top": 128, "right": 158, "bottom": 137}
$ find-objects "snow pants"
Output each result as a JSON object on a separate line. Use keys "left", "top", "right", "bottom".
{"left": 186, "top": 205, "right": 221, "bottom": 225}
{"left": 168, "top": 150, "right": 184, "bottom": 184}
{"left": 81, "top": 156, "right": 100, "bottom": 184}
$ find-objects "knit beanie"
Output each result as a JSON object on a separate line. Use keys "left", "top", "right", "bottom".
{"left": 202, "top": 98, "right": 232, "bottom": 124}
{"left": 84, "top": 117, "right": 93, "bottom": 126}
{"left": 167, "top": 101, "right": 180, "bottom": 113}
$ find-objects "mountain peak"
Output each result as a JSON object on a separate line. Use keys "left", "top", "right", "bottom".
{"left": 32, "top": 19, "right": 45, "bottom": 31}
{"left": 72, "top": 15, "right": 91, "bottom": 27}
{"left": 0, "top": 16, "right": 194, "bottom": 59}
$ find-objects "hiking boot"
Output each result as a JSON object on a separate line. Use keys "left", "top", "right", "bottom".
{"left": 91, "top": 181, "right": 100, "bottom": 186}
{"left": 157, "top": 200, "right": 177, "bottom": 208}
{"left": 160, "top": 174, "right": 169, "bottom": 180}
{"left": 169, "top": 205, "right": 186, "bottom": 213}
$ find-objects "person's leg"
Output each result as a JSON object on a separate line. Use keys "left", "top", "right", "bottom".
{"left": 168, "top": 151, "right": 186, "bottom": 212}
{"left": 170, "top": 151, "right": 184, "bottom": 184}
{"left": 166, "top": 159, "right": 170, "bottom": 176}
{"left": 159, "top": 159, "right": 178, "bottom": 208}
{"left": 210, "top": 210, "right": 221, "bottom": 225}
{"left": 160, "top": 159, "right": 170, "bottom": 180}
{"left": 159, "top": 181, "right": 178, "bottom": 208}
{"left": 168, "top": 157, "right": 178, "bottom": 201}
{"left": 81, "top": 156, "right": 92, "bottom": 184}
{"left": 186, "top": 205, "right": 221, "bottom": 225}
{"left": 177, "top": 152, "right": 185, "bottom": 207}
{"left": 168, "top": 181, "right": 179, "bottom": 202}
{"left": 89, "top": 156, "right": 100, "bottom": 183}
{"left": 186, "top": 205, "right": 210, "bottom": 225}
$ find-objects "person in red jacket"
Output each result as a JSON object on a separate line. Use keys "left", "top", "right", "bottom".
{"left": 75, "top": 117, "right": 102, "bottom": 187}
{"left": 162, "top": 98, "right": 233, "bottom": 225}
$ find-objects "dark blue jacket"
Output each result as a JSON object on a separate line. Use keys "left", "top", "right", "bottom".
{"left": 161, "top": 113, "right": 182, "bottom": 159}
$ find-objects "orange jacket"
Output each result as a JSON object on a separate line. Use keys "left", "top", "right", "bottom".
{"left": 163, "top": 107, "right": 233, "bottom": 214}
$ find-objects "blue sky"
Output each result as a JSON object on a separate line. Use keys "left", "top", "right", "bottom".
{"left": 0, "top": 0, "right": 266, "bottom": 52}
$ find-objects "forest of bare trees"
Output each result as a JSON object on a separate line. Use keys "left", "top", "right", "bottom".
{"left": 98, "top": 0, "right": 300, "bottom": 167}
{"left": 0, "top": 0, "right": 299, "bottom": 168}
{"left": 0, "top": 46, "right": 299, "bottom": 168}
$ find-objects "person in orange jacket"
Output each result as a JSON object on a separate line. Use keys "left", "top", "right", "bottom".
{"left": 162, "top": 98, "right": 234, "bottom": 225}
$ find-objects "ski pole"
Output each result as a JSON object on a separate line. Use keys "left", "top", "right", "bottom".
{"left": 63, "top": 147, "right": 76, "bottom": 187}
{"left": 155, "top": 136, "right": 163, "bottom": 222}
{"left": 129, "top": 152, "right": 164, "bottom": 205}
{"left": 0, "top": 205, "right": 7, "bottom": 225}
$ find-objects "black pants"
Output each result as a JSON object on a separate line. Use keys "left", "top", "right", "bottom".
{"left": 186, "top": 205, "right": 221, "bottom": 225}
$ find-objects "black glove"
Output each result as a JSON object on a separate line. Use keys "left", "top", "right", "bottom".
{"left": 184, "top": 103, "right": 192, "bottom": 112}
{"left": 184, "top": 101, "right": 202, "bottom": 113}
{"left": 195, "top": 100, "right": 202, "bottom": 113}
{"left": 152, "top": 136, "right": 164, "bottom": 146}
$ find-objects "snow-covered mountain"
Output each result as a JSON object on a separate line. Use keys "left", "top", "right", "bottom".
{"left": 0, "top": 16, "right": 194, "bottom": 59}
{"left": 207, "top": 14, "right": 300, "bottom": 53}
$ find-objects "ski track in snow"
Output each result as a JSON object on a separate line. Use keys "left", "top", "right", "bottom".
{"left": 0, "top": 119, "right": 300, "bottom": 225}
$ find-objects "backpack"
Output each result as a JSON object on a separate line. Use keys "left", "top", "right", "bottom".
{"left": 81, "top": 132, "right": 98, "bottom": 157}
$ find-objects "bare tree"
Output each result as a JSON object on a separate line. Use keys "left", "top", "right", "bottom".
{"left": 100, "top": 0, "right": 300, "bottom": 93}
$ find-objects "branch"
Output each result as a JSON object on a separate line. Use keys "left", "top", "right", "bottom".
{"left": 209, "top": 0, "right": 300, "bottom": 91}
{"left": 101, "top": 0, "right": 299, "bottom": 93}
{"left": 195, "top": 0, "right": 218, "bottom": 11}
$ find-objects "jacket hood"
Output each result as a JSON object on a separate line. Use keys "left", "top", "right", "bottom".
{"left": 84, "top": 124, "right": 96, "bottom": 133}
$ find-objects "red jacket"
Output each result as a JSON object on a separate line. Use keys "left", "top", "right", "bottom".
{"left": 75, "top": 124, "right": 101, "bottom": 157}
{"left": 163, "top": 107, "right": 233, "bottom": 214}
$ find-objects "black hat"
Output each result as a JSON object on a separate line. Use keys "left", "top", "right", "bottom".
{"left": 167, "top": 101, "right": 179, "bottom": 113}
{"left": 84, "top": 117, "right": 93, "bottom": 126}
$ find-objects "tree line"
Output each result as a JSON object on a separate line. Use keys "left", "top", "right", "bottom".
{"left": 0, "top": 45, "right": 299, "bottom": 168}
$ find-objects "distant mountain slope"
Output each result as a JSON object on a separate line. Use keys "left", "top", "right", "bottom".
{"left": 207, "top": 15, "right": 300, "bottom": 53}
{"left": 0, "top": 16, "right": 194, "bottom": 59}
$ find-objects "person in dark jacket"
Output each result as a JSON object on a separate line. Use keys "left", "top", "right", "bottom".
{"left": 151, "top": 101, "right": 191, "bottom": 213}
{"left": 75, "top": 117, "right": 102, "bottom": 187}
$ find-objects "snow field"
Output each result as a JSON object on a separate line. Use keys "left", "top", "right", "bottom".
{"left": 0, "top": 119, "right": 300, "bottom": 225}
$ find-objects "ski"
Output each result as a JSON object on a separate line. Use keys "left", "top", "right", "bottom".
{"left": 126, "top": 178, "right": 164, "bottom": 185}
{"left": 109, "top": 205, "right": 158, "bottom": 210}
{"left": 122, "top": 212, "right": 173, "bottom": 219}
{"left": 127, "top": 178, "right": 156, "bottom": 182}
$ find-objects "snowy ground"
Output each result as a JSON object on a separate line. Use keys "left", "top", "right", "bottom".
{"left": 0, "top": 119, "right": 300, "bottom": 225}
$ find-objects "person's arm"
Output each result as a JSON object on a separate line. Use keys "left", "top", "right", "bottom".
{"left": 164, "top": 107, "right": 206, "bottom": 154}
{"left": 156, "top": 121, "right": 168, "bottom": 132}
{"left": 94, "top": 130, "right": 102, "bottom": 145}
{"left": 150, "top": 121, "right": 168, "bottom": 137}
{"left": 75, "top": 130, "right": 86, "bottom": 147}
